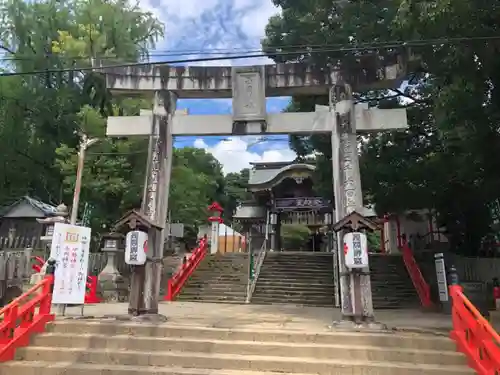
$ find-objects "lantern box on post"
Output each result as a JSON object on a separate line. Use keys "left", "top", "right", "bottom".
{"left": 113, "top": 209, "right": 163, "bottom": 264}
{"left": 113, "top": 209, "right": 163, "bottom": 315}
{"left": 333, "top": 211, "right": 378, "bottom": 269}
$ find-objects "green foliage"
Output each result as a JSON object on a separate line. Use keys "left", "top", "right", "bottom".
{"left": 263, "top": 0, "right": 500, "bottom": 255}
{"left": 281, "top": 224, "right": 311, "bottom": 251}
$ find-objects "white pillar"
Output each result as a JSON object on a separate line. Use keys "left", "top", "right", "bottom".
{"left": 210, "top": 221, "right": 220, "bottom": 254}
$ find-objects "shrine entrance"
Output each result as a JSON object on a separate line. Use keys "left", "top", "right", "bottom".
{"left": 101, "top": 58, "right": 411, "bottom": 323}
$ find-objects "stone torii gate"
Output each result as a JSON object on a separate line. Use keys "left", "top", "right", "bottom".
{"left": 101, "top": 57, "right": 409, "bottom": 322}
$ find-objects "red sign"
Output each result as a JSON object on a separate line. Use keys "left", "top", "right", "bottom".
{"left": 143, "top": 240, "right": 148, "bottom": 253}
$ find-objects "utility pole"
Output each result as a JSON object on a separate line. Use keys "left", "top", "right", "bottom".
{"left": 70, "top": 134, "right": 99, "bottom": 225}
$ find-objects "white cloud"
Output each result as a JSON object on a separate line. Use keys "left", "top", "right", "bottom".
{"left": 240, "top": 1, "right": 279, "bottom": 39}
{"left": 140, "top": 0, "right": 281, "bottom": 67}
{"left": 194, "top": 136, "right": 296, "bottom": 174}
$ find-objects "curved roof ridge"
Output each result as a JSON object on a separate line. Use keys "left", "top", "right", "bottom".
{"left": 248, "top": 163, "right": 315, "bottom": 186}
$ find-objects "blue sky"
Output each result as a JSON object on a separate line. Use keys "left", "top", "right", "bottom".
{"left": 140, "top": 0, "right": 295, "bottom": 173}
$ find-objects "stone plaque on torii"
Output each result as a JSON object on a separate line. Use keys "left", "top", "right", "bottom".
{"left": 99, "top": 55, "right": 411, "bottom": 322}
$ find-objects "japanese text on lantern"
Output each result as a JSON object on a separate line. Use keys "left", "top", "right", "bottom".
{"left": 49, "top": 223, "right": 91, "bottom": 305}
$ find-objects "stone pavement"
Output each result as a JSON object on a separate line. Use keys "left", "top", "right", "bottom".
{"left": 58, "top": 302, "right": 453, "bottom": 334}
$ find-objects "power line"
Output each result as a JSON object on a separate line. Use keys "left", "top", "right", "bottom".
{"left": 2, "top": 35, "right": 500, "bottom": 63}
{"left": 2, "top": 35, "right": 500, "bottom": 77}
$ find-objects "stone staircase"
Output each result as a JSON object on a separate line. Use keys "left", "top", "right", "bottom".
{"left": 175, "top": 253, "right": 248, "bottom": 304}
{"left": 1, "top": 319, "right": 474, "bottom": 374}
{"left": 250, "top": 252, "right": 420, "bottom": 309}
{"left": 251, "top": 252, "right": 335, "bottom": 307}
{"left": 370, "top": 254, "right": 421, "bottom": 309}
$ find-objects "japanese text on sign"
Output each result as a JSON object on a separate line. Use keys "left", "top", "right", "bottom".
{"left": 344, "top": 232, "right": 369, "bottom": 269}
{"left": 125, "top": 230, "right": 148, "bottom": 265}
{"left": 49, "top": 223, "right": 91, "bottom": 305}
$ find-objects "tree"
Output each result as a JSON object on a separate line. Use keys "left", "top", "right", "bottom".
{"left": 0, "top": 0, "right": 163, "bottom": 230}
{"left": 263, "top": 0, "right": 500, "bottom": 254}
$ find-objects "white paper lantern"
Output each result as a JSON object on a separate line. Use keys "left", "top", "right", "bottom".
{"left": 344, "top": 232, "right": 369, "bottom": 269}
{"left": 125, "top": 230, "right": 148, "bottom": 265}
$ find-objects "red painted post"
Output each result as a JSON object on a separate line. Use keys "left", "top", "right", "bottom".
{"left": 84, "top": 276, "right": 101, "bottom": 304}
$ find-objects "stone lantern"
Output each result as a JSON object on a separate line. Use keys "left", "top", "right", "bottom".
{"left": 32, "top": 203, "right": 69, "bottom": 284}
{"left": 98, "top": 232, "right": 127, "bottom": 302}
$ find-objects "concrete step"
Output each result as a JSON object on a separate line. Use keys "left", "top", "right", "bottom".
{"left": 45, "top": 322, "right": 456, "bottom": 350}
{"left": 180, "top": 290, "right": 247, "bottom": 297}
{"left": 176, "top": 296, "right": 246, "bottom": 303}
{"left": 259, "top": 268, "right": 333, "bottom": 274}
{"left": 251, "top": 296, "right": 334, "bottom": 305}
{"left": 263, "top": 262, "right": 333, "bottom": 267}
{"left": 1, "top": 359, "right": 473, "bottom": 375}
{"left": 29, "top": 333, "right": 467, "bottom": 366}
{"left": 252, "top": 289, "right": 333, "bottom": 301}
{"left": 256, "top": 281, "right": 334, "bottom": 288}
{"left": 254, "top": 285, "right": 334, "bottom": 293}
{"left": 184, "top": 284, "right": 247, "bottom": 290}
{"left": 16, "top": 346, "right": 469, "bottom": 373}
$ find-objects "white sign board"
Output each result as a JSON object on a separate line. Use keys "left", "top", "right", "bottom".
{"left": 49, "top": 223, "right": 91, "bottom": 305}
{"left": 125, "top": 230, "right": 148, "bottom": 265}
{"left": 344, "top": 232, "right": 369, "bottom": 269}
{"left": 434, "top": 253, "right": 449, "bottom": 302}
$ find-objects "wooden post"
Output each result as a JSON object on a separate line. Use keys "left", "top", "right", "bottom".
{"left": 141, "top": 90, "right": 177, "bottom": 315}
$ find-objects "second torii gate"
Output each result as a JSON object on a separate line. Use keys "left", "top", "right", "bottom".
{"left": 100, "top": 56, "right": 411, "bottom": 323}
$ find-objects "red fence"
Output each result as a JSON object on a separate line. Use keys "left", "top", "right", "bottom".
{"left": 0, "top": 274, "right": 55, "bottom": 362}
{"left": 450, "top": 284, "right": 500, "bottom": 374}
{"left": 401, "top": 241, "right": 433, "bottom": 308}
{"left": 164, "top": 236, "right": 208, "bottom": 301}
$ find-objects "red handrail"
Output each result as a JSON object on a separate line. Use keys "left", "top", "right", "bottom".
{"left": 401, "top": 241, "right": 433, "bottom": 308}
{"left": 450, "top": 284, "right": 500, "bottom": 373}
{"left": 31, "top": 256, "right": 45, "bottom": 273}
{"left": 0, "top": 275, "right": 55, "bottom": 362}
{"left": 164, "top": 236, "right": 208, "bottom": 301}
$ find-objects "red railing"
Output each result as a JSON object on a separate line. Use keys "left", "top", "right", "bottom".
{"left": 31, "top": 257, "right": 100, "bottom": 304}
{"left": 31, "top": 256, "right": 45, "bottom": 273}
{"left": 401, "top": 241, "right": 433, "bottom": 308}
{"left": 164, "top": 236, "right": 208, "bottom": 301}
{"left": 450, "top": 284, "right": 500, "bottom": 374}
{"left": 0, "top": 275, "right": 55, "bottom": 362}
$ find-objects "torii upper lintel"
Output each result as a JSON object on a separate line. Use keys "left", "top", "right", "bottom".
{"left": 98, "top": 53, "right": 413, "bottom": 99}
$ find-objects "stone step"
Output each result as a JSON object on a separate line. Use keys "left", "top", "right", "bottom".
{"left": 255, "top": 281, "right": 334, "bottom": 288}
{"left": 183, "top": 284, "right": 247, "bottom": 291}
{"left": 174, "top": 298, "right": 245, "bottom": 304}
{"left": 263, "top": 261, "right": 333, "bottom": 266}
{"left": 2, "top": 359, "right": 473, "bottom": 375}
{"left": 16, "top": 346, "right": 469, "bottom": 373}
{"left": 29, "top": 333, "right": 467, "bottom": 366}
{"left": 252, "top": 291, "right": 334, "bottom": 299}
{"left": 176, "top": 295, "right": 246, "bottom": 302}
{"left": 45, "top": 322, "right": 456, "bottom": 350}
{"left": 181, "top": 290, "right": 246, "bottom": 297}
{"left": 254, "top": 284, "right": 334, "bottom": 292}
{"left": 250, "top": 297, "right": 334, "bottom": 306}
{"left": 186, "top": 277, "right": 248, "bottom": 284}
{"left": 186, "top": 276, "right": 247, "bottom": 282}
{"left": 259, "top": 270, "right": 333, "bottom": 280}
{"left": 260, "top": 267, "right": 333, "bottom": 273}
